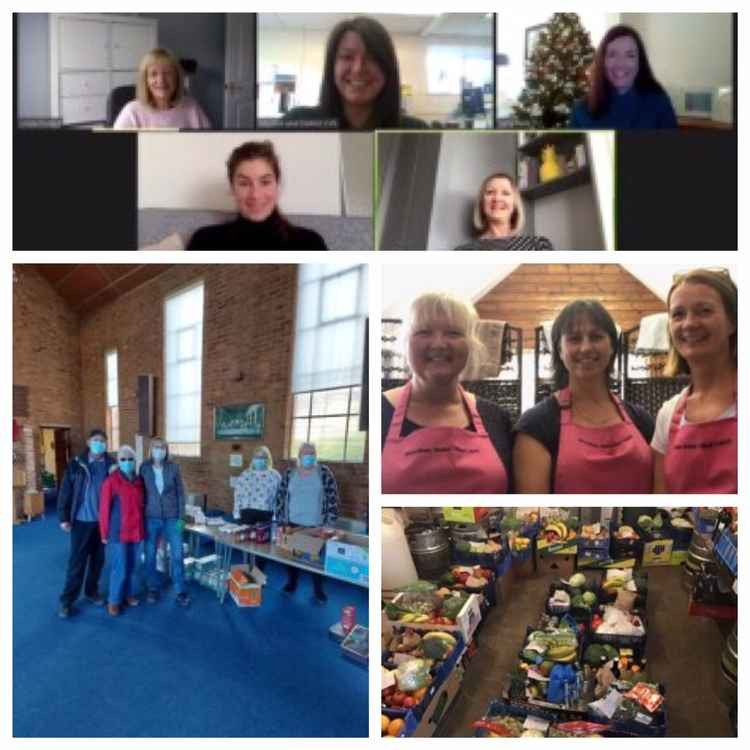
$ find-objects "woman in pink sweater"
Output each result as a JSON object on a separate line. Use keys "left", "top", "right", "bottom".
{"left": 114, "top": 47, "right": 211, "bottom": 130}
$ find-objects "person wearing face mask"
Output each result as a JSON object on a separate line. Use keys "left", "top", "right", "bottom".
{"left": 186, "top": 140, "right": 328, "bottom": 251}
{"left": 99, "top": 445, "right": 145, "bottom": 616}
{"left": 275, "top": 443, "right": 339, "bottom": 601}
{"left": 382, "top": 292, "right": 513, "bottom": 494}
{"left": 233, "top": 446, "right": 281, "bottom": 523}
{"left": 139, "top": 437, "right": 190, "bottom": 605}
{"left": 282, "top": 16, "right": 427, "bottom": 130}
{"left": 652, "top": 269, "right": 737, "bottom": 493}
{"left": 514, "top": 300, "right": 654, "bottom": 493}
{"left": 57, "top": 428, "right": 116, "bottom": 618}
{"left": 569, "top": 26, "right": 677, "bottom": 129}
{"left": 453, "top": 173, "right": 554, "bottom": 252}
{"left": 113, "top": 48, "right": 211, "bottom": 130}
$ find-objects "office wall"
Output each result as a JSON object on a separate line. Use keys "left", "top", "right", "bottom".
{"left": 138, "top": 132, "right": 344, "bottom": 214}
{"left": 78, "top": 265, "right": 368, "bottom": 521}
{"left": 622, "top": 13, "right": 733, "bottom": 89}
{"left": 17, "top": 13, "right": 51, "bottom": 118}
{"left": 533, "top": 183, "right": 604, "bottom": 251}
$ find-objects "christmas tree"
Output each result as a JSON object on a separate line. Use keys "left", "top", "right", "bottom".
{"left": 513, "top": 13, "right": 595, "bottom": 128}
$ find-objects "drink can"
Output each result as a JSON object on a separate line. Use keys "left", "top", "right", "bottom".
{"left": 341, "top": 605, "right": 356, "bottom": 633}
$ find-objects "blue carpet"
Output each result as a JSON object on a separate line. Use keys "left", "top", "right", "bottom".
{"left": 13, "top": 515, "right": 368, "bottom": 738}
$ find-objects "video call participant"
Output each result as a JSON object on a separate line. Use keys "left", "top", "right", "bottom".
{"left": 382, "top": 292, "right": 512, "bottom": 494}
{"left": 570, "top": 25, "right": 677, "bottom": 129}
{"left": 114, "top": 48, "right": 212, "bottom": 129}
{"left": 187, "top": 141, "right": 329, "bottom": 250}
{"left": 282, "top": 16, "right": 428, "bottom": 130}
{"left": 453, "top": 172, "right": 555, "bottom": 251}
{"left": 514, "top": 300, "right": 654, "bottom": 493}
{"left": 652, "top": 269, "right": 737, "bottom": 493}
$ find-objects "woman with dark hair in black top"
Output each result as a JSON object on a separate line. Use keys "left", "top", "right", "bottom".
{"left": 187, "top": 141, "right": 328, "bottom": 251}
{"left": 283, "top": 16, "right": 427, "bottom": 131}
{"left": 514, "top": 300, "right": 654, "bottom": 493}
{"left": 570, "top": 25, "right": 677, "bottom": 129}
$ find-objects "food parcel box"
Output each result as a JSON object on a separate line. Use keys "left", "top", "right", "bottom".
{"left": 392, "top": 592, "right": 482, "bottom": 643}
{"left": 277, "top": 527, "right": 331, "bottom": 562}
{"left": 325, "top": 532, "right": 369, "bottom": 584}
{"left": 228, "top": 564, "right": 267, "bottom": 607}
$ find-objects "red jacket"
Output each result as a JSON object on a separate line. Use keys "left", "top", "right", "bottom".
{"left": 99, "top": 470, "right": 145, "bottom": 543}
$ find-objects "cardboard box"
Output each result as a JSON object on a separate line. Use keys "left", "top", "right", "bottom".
{"left": 23, "top": 491, "right": 44, "bottom": 519}
{"left": 442, "top": 507, "right": 489, "bottom": 524}
{"left": 411, "top": 664, "right": 464, "bottom": 737}
{"left": 228, "top": 564, "right": 267, "bottom": 607}
{"left": 277, "top": 527, "right": 331, "bottom": 562}
{"left": 642, "top": 538, "right": 674, "bottom": 566}
{"left": 536, "top": 551, "right": 576, "bottom": 578}
{"left": 325, "top": 532, "right": 369, "bottom": 585}
{"left": 391, "top": 592, "right": 482, "bottom": 643}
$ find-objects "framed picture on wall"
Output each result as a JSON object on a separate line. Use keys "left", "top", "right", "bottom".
{"left": 525, "top": 23, "right": 547, "bottom": 64}
{"left": 214, "top": 402, "right": 265, "bottom": 440}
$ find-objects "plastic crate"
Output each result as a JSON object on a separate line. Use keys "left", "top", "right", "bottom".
{"left": 589, "top": 609, "right": 648, "bottom": 650}
{"left": 667, "top": 520, "right": 694, "bottom": 550}
{"left": 714, "top": 529, "right": 738, "bottom": 577}
{"left": 473, "top": 699, "right": 563, "bottom": 736}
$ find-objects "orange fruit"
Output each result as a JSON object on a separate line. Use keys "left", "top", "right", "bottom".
{"left": 381, "top": 715, "right": 390, "bottom": 734}
{"left": 387, "top": 718, "right": 405, "bottom": 737}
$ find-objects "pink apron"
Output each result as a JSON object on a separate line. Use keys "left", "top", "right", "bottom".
{"left": 381, "top": 381, "right": 508, "bottom": 494}
{"left": 554, "top": 388, "right": 652, "bottom": 493}
{"left": 663, "top": 387, "right": 737, "bottom": 494}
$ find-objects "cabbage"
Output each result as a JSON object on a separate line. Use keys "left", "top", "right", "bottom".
{"left": 569, "top": 573, "right": 587, "bottom": 588}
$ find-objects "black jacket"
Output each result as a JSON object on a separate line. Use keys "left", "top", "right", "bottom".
{"left": 57, "top": 450, "right": 116, "bottom": 524}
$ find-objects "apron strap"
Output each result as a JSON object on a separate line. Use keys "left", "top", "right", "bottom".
{"left": 557, "top": 388, "right": 573, "bottom": 425}
{"left": 459, "top": 385, "right": 488, "bottom": 437}
{"left": 385, "top": 381, "right": 413, "bottom": 441}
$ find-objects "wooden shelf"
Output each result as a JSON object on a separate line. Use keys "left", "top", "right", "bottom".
{"left": 521, "top": 165, "right": 591, "bottom": 201}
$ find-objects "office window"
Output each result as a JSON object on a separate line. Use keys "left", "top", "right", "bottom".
{"left": 105, "top": 349, "right": 119, "bottom": 451}
{"left": 290, "top": 264, "right": 368, "bottom": 462}
{"left": 164, "top": 282, "right": 204, "bottom": 457}
{"left": 426, "top": 44, "right": 492, "bottom": 95}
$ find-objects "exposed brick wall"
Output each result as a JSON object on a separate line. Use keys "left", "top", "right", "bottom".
{"left": 78, "top": 264, "right": 369, "bottom": 521}
{"left": 475, "top": 264, "right": 667, "bottom": 349}
{"left": 12, "top": 266, "right": 84, "bottom": 496}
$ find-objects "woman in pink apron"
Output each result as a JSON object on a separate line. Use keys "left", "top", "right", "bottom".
{"left": 653, "top": 269, "right": 737, "bottom": 493}
{"left": 382, "top": 292, "right": 512, "bottom": 494}
{"left": 514, "top": 300, "right": 654, "bottom": 493}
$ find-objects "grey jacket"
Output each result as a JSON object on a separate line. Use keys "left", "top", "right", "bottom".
{"left": 139, "top": 459, "right": 186, "bottom": 519}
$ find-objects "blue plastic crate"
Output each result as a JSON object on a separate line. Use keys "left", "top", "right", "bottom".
{"left": 715, "top": 529, "right": 738, "bottom": 577}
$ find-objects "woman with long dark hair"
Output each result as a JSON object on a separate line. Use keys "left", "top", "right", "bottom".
{"left": 187, "top": 140, "right": 328, "bottom": 250}
{"left": 514, "top": 300, "right": 654, "bottom": 493}
{"left": 570, "top": 25, "right": 677, "bottom": 128}
{"left": 283, "top": 16, "right": 427, "bottom": 130}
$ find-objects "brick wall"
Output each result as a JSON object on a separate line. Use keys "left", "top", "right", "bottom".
{"left": 475, "top": 264, "right": 667, "bottom": 349}
{"left": 78, "top": 264, "right": 369, "bottom": 521}
{"left": 12, "top": 266, "right": 84, "bottom": 496}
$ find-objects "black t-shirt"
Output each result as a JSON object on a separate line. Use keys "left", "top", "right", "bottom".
{"left": 381, "top": 393, "right": 513, "bottom": 482}
{"left": 513, "top": 395, "right": 655, "bottom": 487}
{"left": 187, "top": 212, "right": 328, "bottom": 251}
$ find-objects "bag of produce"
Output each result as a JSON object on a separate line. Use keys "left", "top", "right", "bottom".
{"left": 395, "top": 658, "right": 431, "bottom": 692}
{"left": 397, "top": 580, "right": 437, "bottom": 593}
{"left": 440, "top": 592, "right": 469, "bottom": 620}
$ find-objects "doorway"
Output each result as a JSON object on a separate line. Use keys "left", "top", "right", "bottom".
{"left": 224, "top": 13, "right": 256, "bottom": 128}
{"left": 40, "top": 427, "right": 71, "bottom": 488}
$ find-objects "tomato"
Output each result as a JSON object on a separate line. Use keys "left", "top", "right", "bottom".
{"left": 402, "top": 696, "right": 416, "bottom": 708}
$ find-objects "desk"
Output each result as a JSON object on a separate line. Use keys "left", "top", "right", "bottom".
{"left": 186, "top": 523, "right": 368, "bottom": 602}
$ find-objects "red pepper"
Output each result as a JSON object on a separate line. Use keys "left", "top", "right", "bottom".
{"left": 471, "top": 720, "right": 515, "bottom": 737}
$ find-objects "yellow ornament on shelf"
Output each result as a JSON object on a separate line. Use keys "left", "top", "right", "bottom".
{"left": 539, "top": 144, "right": 562, "bottom": 183}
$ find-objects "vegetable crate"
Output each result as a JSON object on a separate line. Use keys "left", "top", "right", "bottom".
{"left": 588, "top": 610, "right": 648, "bottom": 651}
{"left": 389, "top": 592, "right": 483, "bottom": 644}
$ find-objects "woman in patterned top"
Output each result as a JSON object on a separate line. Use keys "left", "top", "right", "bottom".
{"left": 233, "top": 445, "right": 281, "bottom": 524}
{"left": 453, "top": 172, "right": 554, "bottom": 251}
{"left": 276, "top": 442, "right": 339, "bottom": 602}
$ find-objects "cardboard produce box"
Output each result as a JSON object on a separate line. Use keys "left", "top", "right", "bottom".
{"left": 325, "top": 531, "right": 369, "bottom": 584}
{"left": 277, "top": 527, "right": 334, "bottom": 562}
{"left": 442, "top": 507, "right": 489, "bottom": 524}
{"left": 536, "top": 550, "right": 576, "bottom": 578}
{"left": 228, "top": 564, "right": 267, "bottom": 607}
{"left": 23, "top": 491, "right": 44, "bottom": 519}
{"left": 642, "top": 538, "right": 674, "bottom": 566}
{"left": 391, "top": 592, "right": 482, "bottom": 643}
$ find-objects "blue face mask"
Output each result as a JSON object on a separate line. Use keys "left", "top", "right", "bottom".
{"left": 152, "top": 448, "right": 166, "bottom": 462}
{"left": 119, "top": 458, "right": 135, "bottom": 475}
{"left": 252, "top": 458, "right": 268, "bottom": 471}
{"left": 301, "top": 454, "right": 316, "bottom": 468}
{"left": 89, "top": 440, "right": 107, "bottom": 456}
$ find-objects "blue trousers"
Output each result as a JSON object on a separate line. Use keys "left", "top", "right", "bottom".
{"left": 106, "top": 541, "right": 139, "bottom": 605}
{"left": 145, "top": 518, "right": 186, "bottom": 595}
